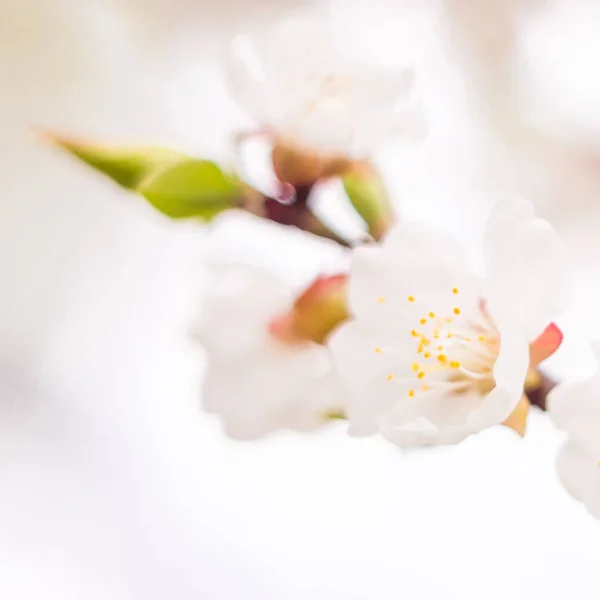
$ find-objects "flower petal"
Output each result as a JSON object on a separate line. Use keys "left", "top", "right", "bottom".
{"left": 529, "top": 322, "right": 563, "bottom": 368}
{"left": 556, "top": 441, "right": 600, "bottom": 520}
{"left": 381, "top": 418, "right": 472, "bottom": 447}
{"left": 548, "top": 379, "right": 600, "bottom": 452}
{"left": 329, "top": 319, "right": 415, "bottom": 435}
{"left": 348, "top": 222, "right": 480, "bottom": 322}
{"left": 483, "top": 198, "right": 570, "bottom": 340}
{"left": 468, "top": 326, "right": 529, "bottom": 430}
{"left": 227, "top": 17, "right": 339, "bottom": 130}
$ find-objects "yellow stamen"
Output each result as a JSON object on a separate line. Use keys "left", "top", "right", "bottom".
{"left": 418, "top": 371, "right": 426, "bottom": 379}
{"left": 453, "top": 307, "right": 461, "bottom": 315}
{"left": 478, "top": 335, "right": 486, "bottom": 342}
{"left": 408, "top": 389, "right": 415, "bottom": 397}
{"left": 411, "top": 329, "right": 419, "bottom": 337}
{"left": 420, "top": 318, "right": 427, "bottom": 325}
{"left": 438, "top": 354, "right": 447, "bottom": 364}
{"left": 445, "top": 318, "right": 453, "bottom": 323}
{"left": 378, "top": 297, "right": 385, "bottom": 304}
{"left": 429, "top": 312, "right": 435, "bottom": 318}
{"left": 437, "top": 345, "right": 444, "bottom": 351}
{"left": 386, "top": 373, "right": 394, "bottom": 381}
{"left": 424, "top": 352, "right": 431, "bottom": 359}
{"left": 421, "top": 385, "right": 430, "bottom": 392}
{"left": 449, "top": 360, "right": 461, "bottom": 369}
{"left": 412, "top": 363, "right": 419, "bottom": 372}
{"left": 447, "top": 333, "right": 454, "bottom": 339}
{"left": 408, "top": 296, "right": 415, "bottom": 303}
{"left": 374, "top": 347, "right": 382, "bottom": 354}
{"left": 453, "top": 287, "right": 459, "bottom": 294}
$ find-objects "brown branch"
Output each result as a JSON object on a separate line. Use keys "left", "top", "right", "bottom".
{"left": 525, "top": 371, "right": 556, "bottom": 411}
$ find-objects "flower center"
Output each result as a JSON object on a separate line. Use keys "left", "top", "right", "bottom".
{"left": 303, "top": 74, "right": 352, "bottom": 116}
{"left": 379, "top": 288, "right": 500, "bottom": 398}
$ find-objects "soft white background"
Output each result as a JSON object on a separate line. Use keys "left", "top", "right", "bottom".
{"left": 1, "top": 0, "right": 599, "bottom": 598}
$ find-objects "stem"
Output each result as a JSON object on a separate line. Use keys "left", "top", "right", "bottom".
{"left": 525, "top": 371, "right": 556, "bottom": 411}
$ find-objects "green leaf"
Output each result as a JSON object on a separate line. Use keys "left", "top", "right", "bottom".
{"left": 45, "top": 131, "right": 186, "bottom": 189}
{"left": 138, "top": 159, "right": 242, "bottom": 219}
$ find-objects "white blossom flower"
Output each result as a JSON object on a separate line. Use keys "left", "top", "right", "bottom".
{"left": 329, "top": 198, "right": 570, "bottom": 446}
{"left": 227, "top": 15, "right": 425, "bottom": 157}
{"left": 548, "top": 347, "right": 600, "bottom": 520}
{"left": 194, "top": 262, "right": 341, "bottom": 440}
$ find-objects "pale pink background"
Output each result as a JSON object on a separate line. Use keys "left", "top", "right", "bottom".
{"left": 1, "top": 1, "right": 599, "bottom": 598}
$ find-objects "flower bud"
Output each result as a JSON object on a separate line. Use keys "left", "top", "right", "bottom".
{"left": 269, "top": 275, "right": 349, "bottom": 345}
{"left": 342, "top": 161, "right": 395, "bottom": 240}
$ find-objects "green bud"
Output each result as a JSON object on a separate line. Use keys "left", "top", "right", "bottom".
{"left": 138, "top": 159, "right": 242, "bottom": 219}
{"left": 342, "top": 162, "right": 395, "bottom": 240}
{"left": 43, "top": 131, "right": 186, "bottom": 189}
{"left": 44, "top": 131, "right": 242, "bottom": 221}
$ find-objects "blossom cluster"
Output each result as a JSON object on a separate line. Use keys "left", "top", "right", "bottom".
{"left": 52, "top": 13, "right": 600, "bottom": 522}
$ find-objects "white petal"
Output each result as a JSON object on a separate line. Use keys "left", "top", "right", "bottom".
{"left": 548, "top": 379, "right": 600, "bottom": 453}
{"left": 556, "top": 441, "right": 600, "bottom": 520}
{"left": 289, "top": 96, "right": 355, "bottom": 153}
{"left": 226, "top": 33, "right": 281, "bottom": 128}
{"left": 196, "top": 262, "right": 341, "bottom": 439}
{"left": 226, "top": 16, "right": 342, "bottom": 131}
{"left": 193, "top": 263, "right": 290, "bottom": 358}
{"left": 345, "top": 68, "right": 423, "bottom": 153}
{"left": 484, "top": 198, "right": 571, "bottom": 340}
{"left": 466, "top": 326, "right": 529, "bottom": 430}
{"left": 348, "top": 222, "right": 480, "bottom": 322}
{"left": 381, "top": 418, "right": 472, "bottom": 447}
{"left": 329, "top": 320, "right": 413, "bottom": 433}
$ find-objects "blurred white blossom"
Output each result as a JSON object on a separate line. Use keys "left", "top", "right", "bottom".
{"left": 330, "top": 198, "right": 570, "bottom": 446}
{"left": 548, "top": 345, "right": 600, "bottom": 520}
{"left": 194, "top": 262, "right": 341, "bottom": 440}
{"left": 227, "top": 14, "right": 425, "bottom": 157}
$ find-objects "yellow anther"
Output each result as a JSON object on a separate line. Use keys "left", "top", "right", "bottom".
{"left": 437, "top": 345, "right": 444, "bottom": 351}
{"left": 424, "top": 352, "right": 431, "bottom": 359}
{"left": 408, "top": 296, "right": 415, "bottom": 303}
{"left": 453, "top": 287, "right": 459, "bottom": 294}
{"left": 386, "top": 373, "right": 394, "bottom": 381}
{"left": 433, "top": 330, "right": 440, "bottom": 339}
{"left": 445, "top": 318, "right": 453, "bottom": 323}
{"left": 453, "top": 307, "right": 461, "bottom": 315}
{"left": 438, "top": 354, "right": 447, "bottom": 364}
{"left": 418, "top": 371, "right": 426, "bottom": 379}
{"left": 411, "top": 329, "right": 419, "bottom": 337}
{"left": 465, "top": 337, "right": 471, "bottom": 342}
{"left": 447, "top": 332, "right": 454, "bottom": 339}
{"left": 449, "top": 360, "right": 461, "bottom": 369}
{"left": 374, "top": 347, "right": 382, "bottom": 353}
{"left": 422, "top": 338, "right": 431, "bottom": 347}
{"left": 378, "top": 297, "right": 385, "bottom": 304}
{"left": 421, "top": 385, "right": 430, "bottom": 392}
{"left": 412, "top": 363, "right": 419, "bottom": 372}
{"left": 478, "top": 335, "right": 486, "bottom": 342}
{"left": 420, "top": 318, "right": 427, "bottom": 325}
{"left": 429, "top": 312, "right": 435, "bottom": 318}
{"left": 408, "top": 389, "right": 416, "bottom": 397}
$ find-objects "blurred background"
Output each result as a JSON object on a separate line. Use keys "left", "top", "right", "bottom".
{"left": 1, "top": 0, "right": 600, "bottom": 598}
